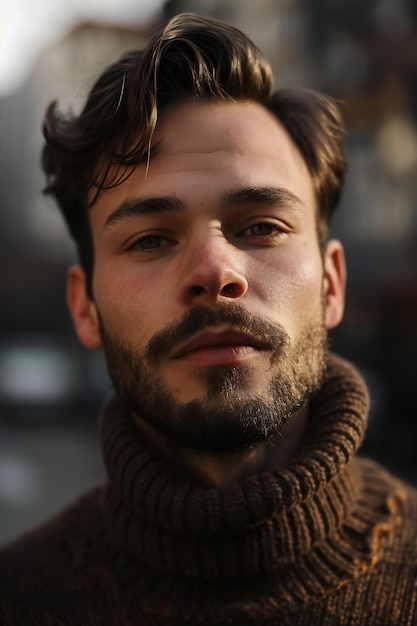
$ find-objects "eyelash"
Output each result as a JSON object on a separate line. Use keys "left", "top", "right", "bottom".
{"left": 239, "top": 222, "right": 282, "bottom": 237}
{"left": 126, "top": 220, "right": 285, "bottom": 253}
{"left": 127, "top": 234, "right": 174, "bottom": 252}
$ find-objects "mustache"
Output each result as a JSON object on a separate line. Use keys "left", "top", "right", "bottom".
{"left": 145, "top": 303, "right": 288, "bottom": 363}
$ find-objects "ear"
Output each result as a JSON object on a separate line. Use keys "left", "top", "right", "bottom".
{"left": 322, "top": 239, "right": 346, "bottom": 329}
{"left": 67, "top": 266, "right": 102, "bottom": 348}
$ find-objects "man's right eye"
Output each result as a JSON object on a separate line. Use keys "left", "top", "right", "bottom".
{"left": 129, "top": 235, "right": 172, "bottom": 250}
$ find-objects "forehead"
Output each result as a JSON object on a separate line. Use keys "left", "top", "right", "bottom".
{"left": 152, "top": 99, "right": 310, "bottom": 182}
{"left": 90, "top": 100, "right": 315, "bottom": 219}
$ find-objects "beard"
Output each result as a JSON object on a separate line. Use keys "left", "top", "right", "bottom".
{"left": 98, "top": 303, "right": 328, "bottom": 454}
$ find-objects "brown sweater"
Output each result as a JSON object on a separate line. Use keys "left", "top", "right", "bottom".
{"left": 1, "top": 355, "right": 416, "bottom": 625}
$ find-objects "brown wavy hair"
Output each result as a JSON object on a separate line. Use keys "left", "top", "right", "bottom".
{"left": 42, "top": 13, "right": 346, "bottom": 292}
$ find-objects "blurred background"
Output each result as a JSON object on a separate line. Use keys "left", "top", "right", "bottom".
{"left": 1, "top": 0, "right": 416, "bottom": 546}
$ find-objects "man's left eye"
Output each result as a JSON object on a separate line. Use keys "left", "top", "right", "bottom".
{"left": 243, "top": 223, "right": 278, "bottom": 236}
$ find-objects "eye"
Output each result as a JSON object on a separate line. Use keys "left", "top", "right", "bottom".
{"left": 248, "top": 223, "right": 276, "bottom": 236}
{"left": 129, "top": 234, "right": 172, "bottom": 250}
{"left": 240, "top": 222, "right": 281, "bottom": 237}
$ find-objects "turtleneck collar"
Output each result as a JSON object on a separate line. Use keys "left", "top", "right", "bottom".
{"left": 99, "top": 354, "right": 399, "bottom": 597}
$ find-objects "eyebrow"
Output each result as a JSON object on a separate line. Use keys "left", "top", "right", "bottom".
{"left": 104, "top": 195, "right": 184, "bottom": 229}
{"left": 103, "top": 185, "right": 305, "bottom": 230}
{"left": 224, "top": 186, "right": 305, "bottom": 212}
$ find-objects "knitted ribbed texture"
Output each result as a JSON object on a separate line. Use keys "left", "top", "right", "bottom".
{"left": 98, "top": 355, "right": 402, "bottom": 615}
{"left": 1, "top": 354, "right": 416, "bottom": 625}
{"left": 101, "top": 355, "right": 367, "bottom": 575}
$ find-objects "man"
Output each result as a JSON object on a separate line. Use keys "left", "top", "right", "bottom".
{"left": 1, "top": 12, "right": 416, "bottom": 626}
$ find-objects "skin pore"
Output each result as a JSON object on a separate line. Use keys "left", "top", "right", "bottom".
{"left": 68, "top": 100, "right": 346, "bottom": 490}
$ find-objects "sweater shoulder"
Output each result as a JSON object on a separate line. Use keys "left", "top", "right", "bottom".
{"left": 355, "top": 456, "right": 417, "bottom": 558}
{"left": 0, "top": 485, "right": 105, "bottom": 592}
{"left": 355, "top": 456, "right": 417, "bottom": 515}
{"left": 0, "top": 485, "right": 134, "bottom": 625}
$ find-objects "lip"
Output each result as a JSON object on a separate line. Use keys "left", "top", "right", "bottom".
{"left": 172, "top": 328, "right": 270, "bottom": 363}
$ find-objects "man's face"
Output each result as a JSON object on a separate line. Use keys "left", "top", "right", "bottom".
{"left": 69, "top": 100, "right": 345, "bottom": 453}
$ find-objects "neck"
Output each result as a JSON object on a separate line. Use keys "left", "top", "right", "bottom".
{"left": 134, "top": 406, "right": 309, "bottom": 491}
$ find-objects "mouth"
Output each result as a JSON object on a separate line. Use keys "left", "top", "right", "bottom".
{"left": 171, "top": 327, "right": 271, "bottom": 366}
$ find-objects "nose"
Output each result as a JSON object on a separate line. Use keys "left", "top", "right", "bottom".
{"left": 179, "top": 233, "right": 248, "bottom": 305}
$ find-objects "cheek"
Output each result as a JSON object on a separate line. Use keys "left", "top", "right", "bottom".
{"left": 93, "top": 268, "right": 148, "bottom": 337}
{"left": 253, "top": 246, "right": 323, "bottom": 310}
{"left": 92, "top": 264, "right": 176, "bottom": 346}
{"left": 251, "top": 246, "right": 324, "bottom": 322}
